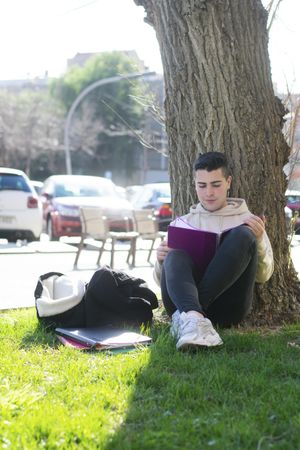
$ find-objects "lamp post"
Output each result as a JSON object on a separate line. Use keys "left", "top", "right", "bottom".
{"left": 64, "top": 71, "right": 156, "bottom": 174}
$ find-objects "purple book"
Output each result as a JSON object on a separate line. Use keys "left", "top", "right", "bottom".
{"left": 56, "top": 334, "right": 91, "bottom": 350}
{"left": 167, "top": 225, "right": 225, "bottom": 275}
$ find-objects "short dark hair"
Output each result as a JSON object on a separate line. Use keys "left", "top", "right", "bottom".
{"left": 194, "top": 151, "right": 230, "bottom": 178}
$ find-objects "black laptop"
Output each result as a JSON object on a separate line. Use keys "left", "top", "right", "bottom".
{"left": 55, "top": 326, "right": 152, "bottom": 351}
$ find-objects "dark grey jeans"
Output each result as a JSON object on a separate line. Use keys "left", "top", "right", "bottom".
{"left": 161, "top": 226, "right": 258, "bottom": 327}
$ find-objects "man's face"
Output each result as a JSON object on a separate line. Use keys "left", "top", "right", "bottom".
{"left": 195, "top": 168, "right": 232, "bottom": 211}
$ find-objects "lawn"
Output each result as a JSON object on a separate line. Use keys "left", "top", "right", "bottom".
{"left": 0, "top": 308, "right": 300, "bottom": 450}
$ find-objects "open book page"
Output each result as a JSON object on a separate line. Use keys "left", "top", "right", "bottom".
{"left": 171, "top": 216, "right": 242, "bottom": 234}
{"left": 171, "top": 217, "right": 200, "bottom": 230}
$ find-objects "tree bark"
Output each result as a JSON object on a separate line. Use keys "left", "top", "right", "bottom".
{"left": 134, "top": 0, "right": 300, "bottom": 325}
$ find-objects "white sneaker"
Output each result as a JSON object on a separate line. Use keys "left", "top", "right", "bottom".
{"left": 176, "top": 312, "right": 223, "bottom": 350}
{"left": 170, "top": 310, "right": 181, "bottom": 337}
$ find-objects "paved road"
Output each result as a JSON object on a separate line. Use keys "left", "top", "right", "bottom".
{"left": 0, "top": 238, "right": 158, "bottom": 310}
{"left": 0, "top": 237, "right": 299, "bottom": 311}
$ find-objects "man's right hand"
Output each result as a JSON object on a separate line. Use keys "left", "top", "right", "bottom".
{"left": 157, "top": 240, "right": 171, "bottom": 263}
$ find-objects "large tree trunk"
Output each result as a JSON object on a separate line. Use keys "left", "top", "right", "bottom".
{"left": 134, "top": 0, "right": 300, "bottom": 325}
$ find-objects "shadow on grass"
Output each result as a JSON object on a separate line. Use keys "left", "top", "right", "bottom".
{"left": 103, "top": 322, "right": 300, "bottom": 450}
{"left": 12, "top": 307, "right": 300, "bottom": 449}
{"left": 21, "top": 321, "right": 59, "bottom": 349}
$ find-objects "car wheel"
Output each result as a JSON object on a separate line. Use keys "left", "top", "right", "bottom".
{"left": 26, "top": 231, "right": 37, "bottom": 242}
{"left": 47, "top": 217, "right": 58, "bottom": 241}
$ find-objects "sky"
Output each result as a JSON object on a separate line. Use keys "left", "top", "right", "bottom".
{"left": 0, "top": 0, "right": 299, "bottom": 93}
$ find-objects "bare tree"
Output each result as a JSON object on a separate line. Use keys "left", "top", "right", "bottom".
{"left": 0, "top": 90, "right": 64, "bottom": 176}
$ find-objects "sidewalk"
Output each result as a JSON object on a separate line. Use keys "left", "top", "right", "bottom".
{"left": 0, "top": 236, "right": 300, "bottom": 311}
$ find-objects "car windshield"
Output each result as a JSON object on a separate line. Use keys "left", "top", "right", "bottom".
{"left": 0, "top": 174, "right": 31, "bottom": 192}
{"left": 133, "top": 184, "right": 171, "bottom": 208}
{"left": 53, "top": 179, "right": 117, "bottom": 198}
{"left": 154, "top": 186, "right": 170, "bottom": 198}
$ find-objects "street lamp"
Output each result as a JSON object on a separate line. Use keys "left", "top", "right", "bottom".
{"left": 64, "top": 71, "right": 156, "bottom": 174}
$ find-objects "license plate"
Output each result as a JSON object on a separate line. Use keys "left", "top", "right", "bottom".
{"left": 0, "top": 216, "right": 14, "bottom": 224}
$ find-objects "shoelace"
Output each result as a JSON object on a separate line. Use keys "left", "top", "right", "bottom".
{"left": 197, "top": 320, "right": 218, "bottom": 336}
{"left": 181, "top": 317, "right": 202, "bottom": 334}
{"left": 182, "top": 317, "right": 219, "bottom": 337}
{"left": 171, "top": 312, "right": 181, "bottom": 330}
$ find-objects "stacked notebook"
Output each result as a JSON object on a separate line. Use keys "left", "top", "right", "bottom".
{"left": 55, "top": 326, "right": 152, "bottom": 351}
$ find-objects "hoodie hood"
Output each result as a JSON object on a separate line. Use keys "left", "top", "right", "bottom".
{"left": 171, "top": 198, "right": 252, "bottom": 234}
{"left": 189, "top": 198, "right": 249, "bottom": 216}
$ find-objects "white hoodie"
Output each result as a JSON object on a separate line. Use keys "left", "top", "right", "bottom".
{"left": 154, "top": 198, "right": 274, "bottom": 284}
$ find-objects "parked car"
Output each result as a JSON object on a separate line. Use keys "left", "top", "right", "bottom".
{"left": 125, "top": 185, "right": 143, "bottom": 202}
{"left": 115, "top": 185, "right": 126, "bottom": 199}
{"left": 0, "top": 167, "right": 43, "bottom": 241}
{"left": 31, "top": 180, "right": 43, "bottom": 196}
{"left": 285, "top": 206, "right": 293, "bottom": 232}
{"left": 40, "top": 175, "right": 134, "bottom": 240}
{"left": 131, "top": 182, "right": 172, "bottom": 231}
{"left": 285, "top": 189, "right": 300, "bottom": 233}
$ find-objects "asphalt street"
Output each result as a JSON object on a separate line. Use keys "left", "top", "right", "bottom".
{"left": 0, "top": 236, "right": 299, "bottom": 311}
{"left": 0, "top": 237, "right": 159, "bottom": 310}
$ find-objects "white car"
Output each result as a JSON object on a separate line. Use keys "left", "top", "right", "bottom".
{"left": 0, "top": 168, "right": 43, "bottom": 241}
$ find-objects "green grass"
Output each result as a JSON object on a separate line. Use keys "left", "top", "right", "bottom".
{"left": 1, "top": 309, "right": 300, "bottom": 449}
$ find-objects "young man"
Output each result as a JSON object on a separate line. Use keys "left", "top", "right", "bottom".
{"left": 154, "top": 152, "right": 273, "bottom": 351}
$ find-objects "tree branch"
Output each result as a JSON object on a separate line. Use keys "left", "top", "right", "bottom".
{"left": 267, "top": 0, "right": 284, "bottom": 32}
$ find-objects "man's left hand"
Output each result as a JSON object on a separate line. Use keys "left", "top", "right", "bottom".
{"left": 243, "top": 215, "right": 265, "bottom": 241}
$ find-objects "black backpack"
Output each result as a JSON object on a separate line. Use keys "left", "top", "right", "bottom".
{"left": 35, "top": 266, "right": 158, "bottom": 329}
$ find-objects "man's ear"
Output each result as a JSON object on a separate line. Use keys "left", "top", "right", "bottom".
{"left": 226, "top": 176, "right": 232, "bottom": 197}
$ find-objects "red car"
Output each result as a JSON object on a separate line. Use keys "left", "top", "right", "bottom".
{"left": 40, "top": 175, "right": 134, "bottom": 240}
{"left": 286, "top": 189, "right": 300, "bottom": 233}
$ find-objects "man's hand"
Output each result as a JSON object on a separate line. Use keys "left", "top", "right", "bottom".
{"left": 157, "top": 240, "right": 171, "bottom": 263}
{"left": 243, "top": 214, "right": 266, "bottom": 241}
